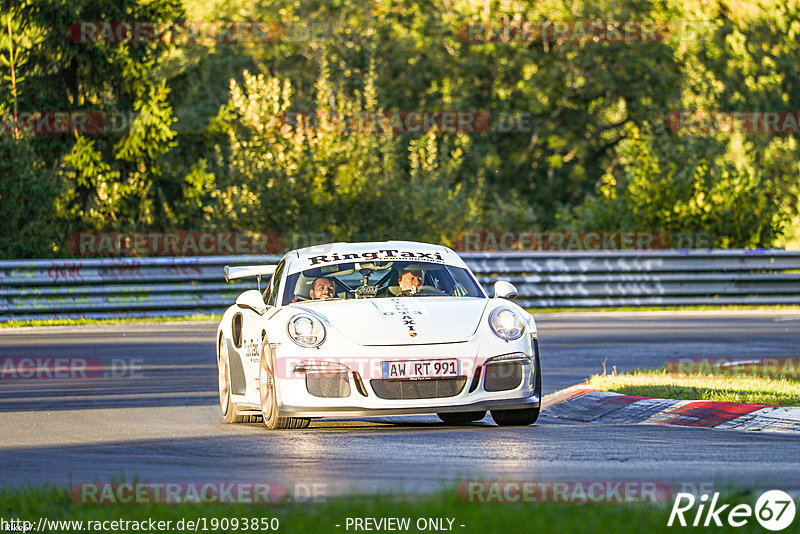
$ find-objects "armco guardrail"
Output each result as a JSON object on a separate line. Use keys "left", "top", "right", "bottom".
{"left": 1, "top": 249, "right": 799, "bottom": 321}
{"left": 0, "top": 255, "right": 280, "bottom": 321}
{"left": 463, "top": 249, "right": 800, "bottom": 308}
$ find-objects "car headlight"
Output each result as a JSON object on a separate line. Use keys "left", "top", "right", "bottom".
{"left": 288, "top": 314, "right": 326, "bottom": 347}
{"left": 488, "top": 307, "right": 525, "bottom": 341}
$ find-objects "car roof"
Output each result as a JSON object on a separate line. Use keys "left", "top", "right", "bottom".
{"left": 285, "top": 241, "right": 466, "bottom": 272}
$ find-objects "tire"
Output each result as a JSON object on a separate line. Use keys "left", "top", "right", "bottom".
{"left": 437, "top": 411, "right": 487, "bottom": 425}
{"left": 259, "top": 345, "right": 310, "bottom": 430}
{"left": 491, "top": 407, "right": 540, "bottom": 426}
{"left": 491, "top": 340, "right": 542, "bottom": 427}
{"left": 218, "top": 336, "right": 255, "bottom": 423}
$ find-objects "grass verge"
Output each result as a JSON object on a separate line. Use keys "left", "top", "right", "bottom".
{"left": 0, "top": 314, "right": 222, "bottom": 328}
{"left": 589, "top": 368, "right": 800, "bottom": 406}
{"left": 0, "top": 485, "right": 775, "bottom": 534}
{"left": 4, "top": 304, "right": 800, "bottom": 328}
{"left": 529, "top": 304, "right": 800, "bottom": 313}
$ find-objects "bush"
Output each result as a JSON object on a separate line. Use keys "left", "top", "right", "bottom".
{"left": 0, "top": 136, "right": 62, "bottom": 258}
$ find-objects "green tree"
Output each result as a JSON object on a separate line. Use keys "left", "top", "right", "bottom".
{"left": 574, "top": 1, "right": 800, "bottom": 246}
{"left": 211, "top": 67, "right": 479, "bottom": 244}
{"left": 0, "top": 135, "right": 60, "bottom": 258}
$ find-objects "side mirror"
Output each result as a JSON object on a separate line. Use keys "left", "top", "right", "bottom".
{"left": 236, "top": 290, "right": 267, "bottom": 315}
{"left": 493, "top": 280, "right": 518, "bottom": 300}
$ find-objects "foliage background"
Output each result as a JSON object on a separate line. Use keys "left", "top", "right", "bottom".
{"left": 1, "top": 0, "right": 800, "bottom": 258}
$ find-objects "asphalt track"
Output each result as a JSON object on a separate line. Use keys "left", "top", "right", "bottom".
{"left": 2, "top": 311, "right": 800, "bottom": 495}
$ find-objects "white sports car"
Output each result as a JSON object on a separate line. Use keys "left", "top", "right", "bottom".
{"left": 216, "top": 241, "right": 541, "bottom": 429}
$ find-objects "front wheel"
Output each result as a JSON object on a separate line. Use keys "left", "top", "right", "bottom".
{"left": 259, "top": 346, "right": 310, "bottom": 430}
{"left": 437, "top": 411, "right": 487, "bottom": 425}
{"left": 491, "top": 407, "right": 540, "bottom": 426}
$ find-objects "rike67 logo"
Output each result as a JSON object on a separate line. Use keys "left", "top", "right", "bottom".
{"left": 669, "top": 490, "right": 796, "bottom": 531}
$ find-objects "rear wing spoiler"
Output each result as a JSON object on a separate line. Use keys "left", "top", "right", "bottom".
{"left": 224, "top": 265, "right": 277, "bottom": 291}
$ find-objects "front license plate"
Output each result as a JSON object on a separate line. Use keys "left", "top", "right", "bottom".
{"left": 381, "top": 359, "right": 459, "bottom": 379}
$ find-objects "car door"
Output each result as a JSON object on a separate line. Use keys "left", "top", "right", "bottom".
{"left": 241, "top": 259, "right": 285, "bottom": 404}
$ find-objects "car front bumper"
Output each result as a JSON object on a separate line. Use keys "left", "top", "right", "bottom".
{"left": 278, "top": 394, "right": 540, "bottom": 418}
{"left": 269, "top": 336, "right": 542, "bottom": 419}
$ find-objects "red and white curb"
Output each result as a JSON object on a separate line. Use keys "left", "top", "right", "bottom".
{"left": 542, "top": 385, "right": 800, "bottom": 433}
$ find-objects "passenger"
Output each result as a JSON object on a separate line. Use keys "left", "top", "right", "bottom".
{"left": 310, "top": 277, "right": 336, "bottom": 300}
{"left": 398, "top": 269, "right": 423, "bottom": 296}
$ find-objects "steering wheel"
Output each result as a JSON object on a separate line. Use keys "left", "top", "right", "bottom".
{"left": 413, "top": 287, "right": 447, "bottom": 296}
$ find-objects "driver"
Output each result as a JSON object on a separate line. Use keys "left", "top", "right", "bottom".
{"left": 398, "top": 269, "right": 423, "bottom": 296}
{"left": 310, "top": 277, "right": 335, "bottom": 300}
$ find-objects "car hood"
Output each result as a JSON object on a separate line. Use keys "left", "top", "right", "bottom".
{"left": 294, "top": 297, "right": 490, "bottom": 345}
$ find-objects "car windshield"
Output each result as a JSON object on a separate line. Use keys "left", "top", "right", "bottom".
{"left": 282, "top": 261, "right": 485, "bottom": 305}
